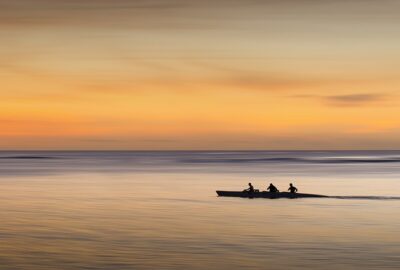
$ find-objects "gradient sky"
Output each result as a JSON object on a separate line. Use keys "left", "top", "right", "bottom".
{"left": 1, "top": 0, "right": 400, "bottom": 150}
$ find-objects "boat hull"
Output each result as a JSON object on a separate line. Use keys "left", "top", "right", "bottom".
{"left": 216, "top": 191, "right": 328, "bottom": 199}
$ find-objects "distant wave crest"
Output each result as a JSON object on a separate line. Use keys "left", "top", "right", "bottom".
{"left": 180, "top": 157, "right": 400, "bottom": 164}
{"left": 0, "top": 156, "right": 57, "bottom": 159}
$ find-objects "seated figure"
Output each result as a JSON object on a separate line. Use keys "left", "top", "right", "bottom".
{"left": 243, "top": 182, "right": 255, "bottom": 193}
{"left": 288, "top": 183, "right": 298, "bottom": 193}
{"left": 267, "top": 183, "right": 279, "bottom": 193}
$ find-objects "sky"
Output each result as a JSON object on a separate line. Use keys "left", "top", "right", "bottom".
{"left": 1, "top": 0, "right": 400, "bottom": 150}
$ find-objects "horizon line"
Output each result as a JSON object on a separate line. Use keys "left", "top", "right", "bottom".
{"left": 1, "top": 149, "right": 400, "bottom": 152}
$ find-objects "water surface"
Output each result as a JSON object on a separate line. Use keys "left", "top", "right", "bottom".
{"left": 0, "top": 151, "right": 399, "bottom": 269}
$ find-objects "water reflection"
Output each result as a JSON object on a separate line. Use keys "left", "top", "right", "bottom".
{"left": 0, "top": 152, "right": 399, "bottom": 269}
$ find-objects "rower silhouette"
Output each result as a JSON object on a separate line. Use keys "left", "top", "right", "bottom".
{"left": 243, "top": 182, "right": 255, "bottom": 193}
{"left": 288, "top": 183, "right": 298, "bottom": 193}
{"left": 267, "top": 183, "right": 279, "bottom": 193}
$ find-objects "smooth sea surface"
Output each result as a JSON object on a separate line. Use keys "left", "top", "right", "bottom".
{"left": 0, "top": 151, "right": 400, "bottom": 269}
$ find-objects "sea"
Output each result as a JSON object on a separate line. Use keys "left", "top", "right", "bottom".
{"left": 0, "top": 150, "right": 399, "bottom": 269}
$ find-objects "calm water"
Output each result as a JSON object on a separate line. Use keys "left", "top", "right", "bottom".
{"left": 0, "top": 151, "right": 400, "bottom": 269}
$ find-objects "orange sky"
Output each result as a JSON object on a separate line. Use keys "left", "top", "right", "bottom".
{"left": 1, "top": 0, "right": 400, "bottom": 150}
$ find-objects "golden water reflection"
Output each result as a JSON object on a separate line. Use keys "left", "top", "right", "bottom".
{"left": 0, "top": 173, "right": 399, "bottom": 269}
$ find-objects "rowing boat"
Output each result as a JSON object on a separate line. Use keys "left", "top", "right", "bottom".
{"left": 216, "top": 190, "right": 328, "bottom": 199}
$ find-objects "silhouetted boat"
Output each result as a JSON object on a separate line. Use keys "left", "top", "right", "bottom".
{"left": 216, "top": 191, "right": 328, "bottom": 199}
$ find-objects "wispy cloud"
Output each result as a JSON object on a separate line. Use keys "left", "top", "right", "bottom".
{"left": 323, "top": 94, "right": 386, "bottom": 106}
{"left": 0, "top": 1, "right": 205, "bottom": 29}
{"left": 3, "top": 0, "right": 399, "bottom": 30}
{"left": 292, "top": 93, "right": 390, "bottom": 106}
